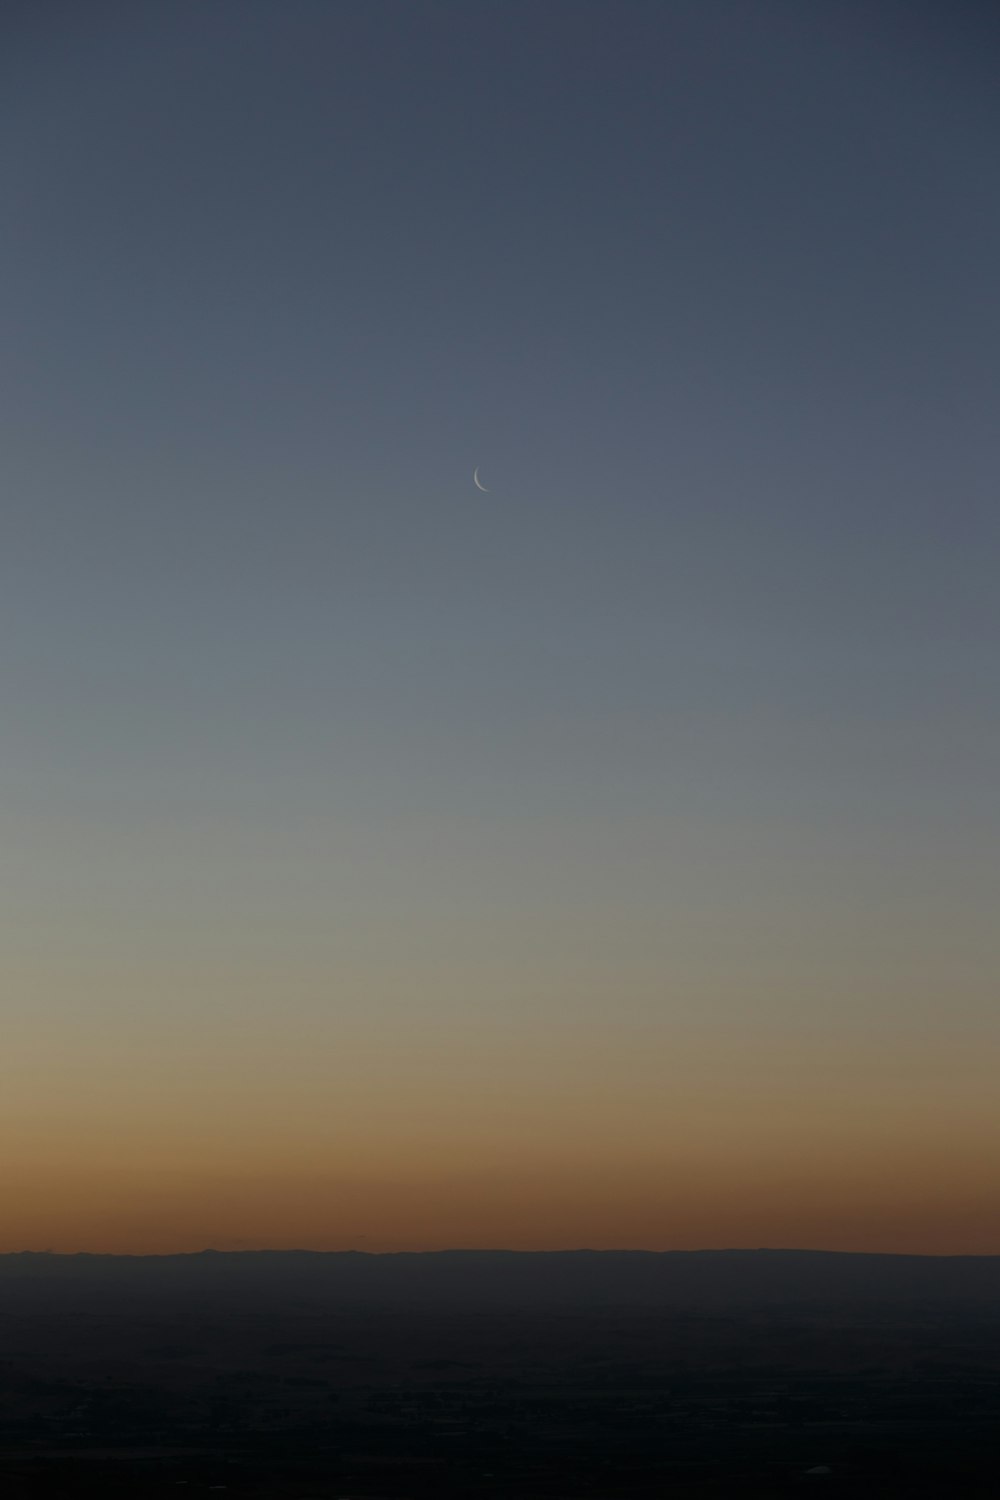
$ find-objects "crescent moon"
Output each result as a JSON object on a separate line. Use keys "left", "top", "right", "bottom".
{"left": 473, "top": 466, "right": 489, "bottom": 492}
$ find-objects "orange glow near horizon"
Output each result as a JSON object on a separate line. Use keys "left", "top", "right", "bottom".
{"left": 6, "top": 1025, "right": 998, "bottom": 1256}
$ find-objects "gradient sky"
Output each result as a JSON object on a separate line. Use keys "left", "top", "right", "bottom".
{"left": 3, "top": 0, "right": 999, "bottom": 1255}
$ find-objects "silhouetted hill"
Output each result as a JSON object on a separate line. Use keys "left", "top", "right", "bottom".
{"left": 3, "top": 1251, "right": 1000, "bottom": 1497}
{"left": 3, "top": 1248, "right": 1000, "bottom": 1313}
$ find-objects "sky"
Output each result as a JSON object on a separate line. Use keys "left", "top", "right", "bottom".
{"left": 2, "top": 0, "right": 999, "bottom": 1255}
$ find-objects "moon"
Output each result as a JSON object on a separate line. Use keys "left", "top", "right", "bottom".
{"left": 473, "top": 466, "right": 490, "bottom": 492}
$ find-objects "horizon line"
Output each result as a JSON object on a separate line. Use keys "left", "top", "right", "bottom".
{"left": 5, "top": 1246, "right": 1000, "bottom": 1261}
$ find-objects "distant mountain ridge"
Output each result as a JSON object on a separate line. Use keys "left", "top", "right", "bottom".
{"left": 3, "top": 1248, "right": 1000, "bottom": 1310}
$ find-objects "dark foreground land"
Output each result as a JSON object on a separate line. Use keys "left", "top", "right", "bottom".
{"left": 2, "top": 1251, "right": 1000, "bottom": 1498}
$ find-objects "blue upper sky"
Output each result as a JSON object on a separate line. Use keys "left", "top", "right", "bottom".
{"left": 2, "top": 0, "right": 998, "bottom": 1035}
